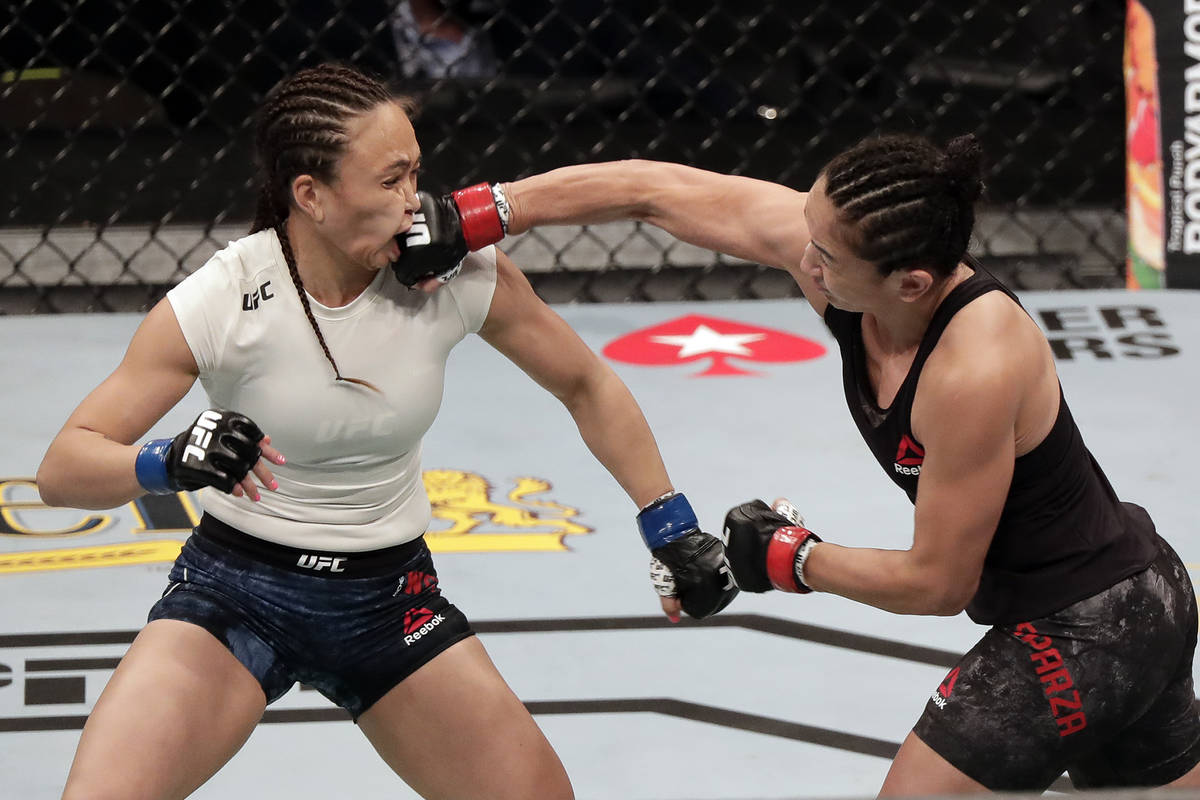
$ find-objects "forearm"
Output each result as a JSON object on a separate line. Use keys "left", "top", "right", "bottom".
{"left": 804, "top": 541, "right": 971, "bottom": 616}
{"left": 502, "top": 160, "right": 667, "bottom": 234}
{"left": 37, "top": 428, "right": 146, "bottom": 509}
{"left": 560, "top": 367, "right": 673, "bottom": 509}
{"left": 500, "top": 161, "right": 801, "bottom": 271}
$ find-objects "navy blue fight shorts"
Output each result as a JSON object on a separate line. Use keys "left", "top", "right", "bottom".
{"left": 913, "top": 532, "right": 1200, "bottom": 791}
{"left": 148, "top": 514, "right": 474, "bottom": 719}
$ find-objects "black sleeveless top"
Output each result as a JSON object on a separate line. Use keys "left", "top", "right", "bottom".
{"left": 822, "top": 261, "right": 1156, "bottom": 624}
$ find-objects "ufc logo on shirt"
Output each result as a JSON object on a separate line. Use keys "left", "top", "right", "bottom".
{"left": 241, "top": 280, "right": 274, "bottom": 311}
{"left": 181, "top": 410, "right": 224, "bottom": 465}
{"left": 297, "top": 554, "right": 347, "bottom": 573}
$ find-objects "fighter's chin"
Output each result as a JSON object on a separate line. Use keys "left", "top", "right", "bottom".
{"left": 369, "top": 243, "right": 400, "bottom": 270}
{"left": 822, "top": 293, "right": 849, "bottom": 310}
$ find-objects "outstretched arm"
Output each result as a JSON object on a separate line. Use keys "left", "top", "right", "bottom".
{"left": 503, "top": 160, "right": 819, "bottom": 293}
{"left": 479, "top": 250, "right": 672, "bottom": 508}
{"left": 479, "top": 248, "right": 737, "bottom": 620}
{"left": 395, "top": 162, "right": 829, "bottom": 316}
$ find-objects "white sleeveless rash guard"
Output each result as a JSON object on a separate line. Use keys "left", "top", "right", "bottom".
{"left": 167, "top": 229, "right": 497, "bottom": 551}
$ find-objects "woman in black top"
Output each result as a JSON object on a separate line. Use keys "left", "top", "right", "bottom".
{"left": 401, "top": 133, "right": 1200, "bottom": 794}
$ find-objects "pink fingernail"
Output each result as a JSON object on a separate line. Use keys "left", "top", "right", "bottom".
{"left": 270, "top": 480, "right": 279, "bottom": 490}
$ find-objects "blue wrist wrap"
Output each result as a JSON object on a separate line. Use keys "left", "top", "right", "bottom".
{"left": 135, "top": 438, "right": 176, "bottom": 495}
{"left": 637, "top": 493, "right": 698, "bottom": 550}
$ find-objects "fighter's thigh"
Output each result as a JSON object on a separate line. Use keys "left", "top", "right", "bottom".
{"left": 62, "top": 619, "right": 267, "bottom": 800}
{"left": 879, "top": 731, "right": 987, "bottom": 797}
{"left": 357, "top": 636, "right": 573, "bottom": 800}
{"left": 909, "top": 626, "right": 1078, "bottom": 792}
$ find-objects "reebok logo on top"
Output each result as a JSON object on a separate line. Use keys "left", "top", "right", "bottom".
{"left": 894, "top": 434, "right": 925, "bottom": 476}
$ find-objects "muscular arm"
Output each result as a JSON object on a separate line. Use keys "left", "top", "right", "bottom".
{"left": 478, "top": 249, "right": 673, "bottom": 509}
{"left": 503, "top": 160, "right": 828, "bottom": 316}
{"left": 801, "top": 339, "right": 1021, "bottom": 615}
{"left": 37, "top": 299, "right": 200, "bottom": 509}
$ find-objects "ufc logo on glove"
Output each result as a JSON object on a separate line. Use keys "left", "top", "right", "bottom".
{"left": 182, "top": 410, "right": 225, "bottom": 465}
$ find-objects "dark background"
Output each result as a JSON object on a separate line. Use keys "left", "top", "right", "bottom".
{"left": 2, "top": 0, "right": 1125, "bottom": 229}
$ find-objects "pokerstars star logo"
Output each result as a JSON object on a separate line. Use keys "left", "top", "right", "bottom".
{"left": 603, "top": 314, "right": 826, "bottom": 376}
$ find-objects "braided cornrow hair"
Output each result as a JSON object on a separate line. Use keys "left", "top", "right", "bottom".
{"left": 820, "top": 133, "right": 985, "bottom": 279}
{"left": 250, "top": 62, "right": 414, "bottom": 391}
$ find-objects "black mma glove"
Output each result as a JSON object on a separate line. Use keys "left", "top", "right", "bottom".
{"left": 723, "top": 499, "right": 822, "bottom": 593}
{"left": 135, "top": 409, "right": 264, "bottom": 495}
{"left": 638, "top": 492, "right": 738, "bottom": 618}
{"left": 391, "top": 184, "right": 508, "bottom": 287}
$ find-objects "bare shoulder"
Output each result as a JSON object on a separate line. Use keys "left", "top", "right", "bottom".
{"left": 917, "top": 292, "right": 1041, "bottom": 425}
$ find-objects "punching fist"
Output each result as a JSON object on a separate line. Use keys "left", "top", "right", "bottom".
{"left": 391, "top": 184, "right": 508, "bottom": 287}
{"left": 723, "top": 499, "right": 822, "bottom": 593}
{"left": 638, "top": 492, "right": 738, "bottom": 619}
{"left": 135, "top": 409, "right": 265, "bottom": 495}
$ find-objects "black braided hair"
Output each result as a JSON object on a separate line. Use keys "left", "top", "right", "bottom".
{"left": 819, "top": 133, "right": 985, "bottom": 278}
{"left": 249, "top": 62, "right": 414, "bottom": 391}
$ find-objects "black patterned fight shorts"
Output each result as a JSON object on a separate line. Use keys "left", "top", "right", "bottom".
{"left": 913, "top": 533, "right": 1200, "bottom": 791}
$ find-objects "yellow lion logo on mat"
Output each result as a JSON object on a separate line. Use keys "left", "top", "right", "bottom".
{"left": 422, "top": 469, "right": 592, "bottom": 552}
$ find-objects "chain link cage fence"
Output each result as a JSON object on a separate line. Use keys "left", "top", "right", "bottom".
{"left": 2, "top": 0, "right": 1127, "bottom": 312}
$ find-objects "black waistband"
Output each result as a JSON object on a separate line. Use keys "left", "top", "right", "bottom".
{"left": 194, "top": 513, "right": 426, "bottom": 578}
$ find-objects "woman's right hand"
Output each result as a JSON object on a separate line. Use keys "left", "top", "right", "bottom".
{"left": 136, "top": 409, "right": 285, "bottom": 500}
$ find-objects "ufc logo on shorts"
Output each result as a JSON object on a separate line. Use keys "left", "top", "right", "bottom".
{"left": 181, "top": 410, "right": 223, "bottom": 465}
{"left": 297, "top": 554, "right": 346, "bottom": 573}
{"left": 406, "top": 213, "right": 431, "bottom": 246}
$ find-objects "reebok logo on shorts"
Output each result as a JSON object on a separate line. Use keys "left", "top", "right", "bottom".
{"left": 894, "top": 434, "right": 924, "bottom": 476}
{"left": 402, "top": 607, "right": 445, "bottom": 646}
{"left": 930, "top": 666, "right": 959, "bottom": 709}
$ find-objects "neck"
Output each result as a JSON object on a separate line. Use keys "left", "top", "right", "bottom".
{"left": 283, "top": 216, "right": 374, "bottom": 307}
{"left": 866, "top": 262, "right": 973, "bottom": 353}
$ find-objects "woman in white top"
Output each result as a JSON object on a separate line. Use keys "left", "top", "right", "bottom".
{"left": 36, "top": 62, "right": 735, "bottom": 800}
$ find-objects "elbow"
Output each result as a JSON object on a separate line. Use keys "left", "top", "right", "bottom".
{"left": 925, "top": 579, "right": 979, "bottom": 617}
{"left": 558, "top": 368, "right": 604, "bottom": 414}
{"left": 35, "top": 461, "right": 65, "bottom": 508}
{"left": 617, "top": 160, "right": 685, "bottom": 222}
{"left": 929, "top": 598, "right": 969, "bottom": 617}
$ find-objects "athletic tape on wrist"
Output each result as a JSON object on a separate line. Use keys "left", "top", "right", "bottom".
{"left": 792, "top": 537, "right": 819, "bottom": 593}
{"left": 637, "top": 492, "right": 697, "bottom": 550}
{"left": 135, "top": 438, "right": 177, "bottom": 495}
{"left": 490, "top": 183, "right": 511, "bottom": 233}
